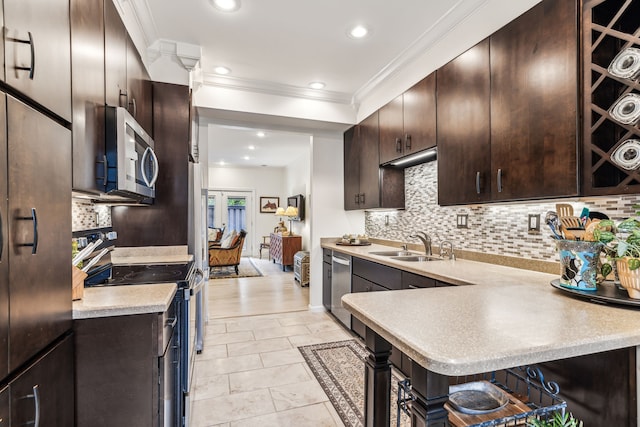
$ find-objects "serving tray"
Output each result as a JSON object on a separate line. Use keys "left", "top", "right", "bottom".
{"left": 550, "top": 279, "right": 640, "bottom": 308}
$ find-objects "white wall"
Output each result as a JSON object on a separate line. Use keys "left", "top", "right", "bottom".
{"left": 308, "top": 135, "right": 365, "bottom": 310}
{"left": 209, "top": 166, "right": 286, "bottom": 257}
{"left": 284, "top": 148, "right": 311, "bottom": 250}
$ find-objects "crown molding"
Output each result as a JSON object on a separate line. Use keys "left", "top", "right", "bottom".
{"left": 122, "top": 0, "right": 159, "bottom": 47}
{"left": 352, "top": 0, "right": 490, "bottom": 105}
{"left": 201, "top": 73, "right": 355, "bottom": 105}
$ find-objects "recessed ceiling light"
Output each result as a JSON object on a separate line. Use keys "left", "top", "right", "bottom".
{"left": 218, "top": 160, "right": 225, "bottom": 166}
{"left": 348, "top": 25, "right": 369, "bottom": 39}
{"left": 256, "top": 131, "right": 265, "bottom": 138}
{"left": 211, "top": 0, "right": 240, "bottom": 12}
{"left": 248, "top": 145, "right": 256, "bottom": 150}
{"left": 214, "top": 66, "right": 231, "bottom": 75}
{"left": 309, "top": 82, "right": 326, "bottom": 90}
{"left": 243, "top": 156, "right": 250, "bottom": 160}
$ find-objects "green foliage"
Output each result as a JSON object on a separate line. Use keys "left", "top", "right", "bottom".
{"left": 528, "top": 412, "right": 583, "bottom": 427}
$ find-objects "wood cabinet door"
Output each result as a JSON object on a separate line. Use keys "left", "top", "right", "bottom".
{"left": 358, "top": 111, "right": 381, "bottom": 209}
{"left": 403, "top": 73, "right": 437, "bottom": 155}
{"left": 126, "top": 36, "right": 153, "bottom": 134}
{"left": 378, "top": 94, "right": 404, "bottom": 164}
{"left": 71, "top": 0, "right": 106, "bottom": 194}
{"left": 343, "top": 126, "right": 361, "bottom": 210}
{"left": 0, "top": 96, "right": 7, "bottom": 380}
{"left": 3, "top": 0, "right": 71, "bottom": 122}
{"left": 490, "top": 0, "right": 578, "bottom": 201}
{"left": 11, "top": 335, "right": 74, "bottom": 427}
{"left": 7, "top": 96, "right": 71, "bottom": 371}
{"left": 437, "top": 39, "right": 491, "bottom": 205}
{"left": 104, "top": 0, "right": 127, "bottom": 108}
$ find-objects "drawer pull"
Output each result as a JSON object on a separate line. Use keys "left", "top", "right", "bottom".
{"left": 12, "top": 32, "right": 35, "bottom": 79}
{"left": 24, "top": 384, "right": 40, "bottom": 427}
{"left": 166, "top": 317, "right": 178, "bottom": 328}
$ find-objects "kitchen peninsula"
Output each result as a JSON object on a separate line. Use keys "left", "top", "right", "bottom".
{"left": 323, "top": 241, "right": 640, "bottom": 426}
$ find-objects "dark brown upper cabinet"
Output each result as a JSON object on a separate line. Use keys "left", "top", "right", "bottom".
{"left": 437, "top": 39, "right": 491, "bottom": 206}
{"left": 489, "top": 0, "right": 579, "bottom": 201}
{"left": 3, "top": 0, "right": 72, "bottom": 122}
{"left": 581, "top": 0, "right": 640, "bottom": 195}
{"left": 379, "top": 73, "right": 437, "bottom": 165}
{"left": 104, "top": 0, "right": 152, "bottom": 134}
{"left": 344, "top": 111, "right": 404, "bottom": 210}
{"left": 71, "top": 0, "right": 106, "bottom": 194}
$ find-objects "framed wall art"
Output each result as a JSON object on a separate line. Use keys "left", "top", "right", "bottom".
{"left": 260, "top": 196, "right": 279, "bottom": 213}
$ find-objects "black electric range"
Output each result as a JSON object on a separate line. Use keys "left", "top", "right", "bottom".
{"left": 85, "top": 261, "right": 196, "bottom": 288}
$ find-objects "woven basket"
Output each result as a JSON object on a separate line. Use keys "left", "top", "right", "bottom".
{"left": 616, "top": 258, "right": 640, "bottom": 299}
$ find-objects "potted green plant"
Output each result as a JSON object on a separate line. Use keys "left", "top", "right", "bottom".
{"left": 587, "top": 210, "right": 640, "bottom": 298}
{"left": 528, "top": 412, "right": 583, "bottom": 427}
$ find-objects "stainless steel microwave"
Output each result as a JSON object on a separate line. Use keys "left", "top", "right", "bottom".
{"left": 105, "top": 106, "right": 158, "bottom": 202}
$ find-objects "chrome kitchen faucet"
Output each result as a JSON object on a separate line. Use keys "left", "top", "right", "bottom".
{"left": 409, "top": 231, "right": 432, "bottom": 256}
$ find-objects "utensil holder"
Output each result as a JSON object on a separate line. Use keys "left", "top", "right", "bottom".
{"left": 556, "top": 240, "right": 603, "bottom": 291}
{"left": 72, "top": 265, "right": 87, "bottom": 301}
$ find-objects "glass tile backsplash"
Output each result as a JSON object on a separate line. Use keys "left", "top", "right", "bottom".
{"left": 72, "top": 198, "right": 111, "bottom": 231}
{"left": 365, "top": 162, "right": 640, "bottom": 262}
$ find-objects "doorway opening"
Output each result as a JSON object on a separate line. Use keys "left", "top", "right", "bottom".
{"left": 208, "top": 190, "right": 254, "bottom": 256}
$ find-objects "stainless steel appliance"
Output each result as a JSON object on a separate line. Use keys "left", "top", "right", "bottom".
{"left": 104, "top": 106, "right": 159, "bottom": 202}
{"left": 331, "top": 252, "right": 352, "bottom": 328}
{"left": 86, "top": 260, "right": 204, "bottom": 427}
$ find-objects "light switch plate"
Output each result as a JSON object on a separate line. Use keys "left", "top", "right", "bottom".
{"left": 456, "top": 214, "right": 468, "bottom": 228}
{"left": 528, "top": 214, "right": 541, "bottom": 234}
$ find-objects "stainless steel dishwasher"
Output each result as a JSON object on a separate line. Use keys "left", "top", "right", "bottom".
{"left": 331, "top": 252, "right": 352, "bottom": 328}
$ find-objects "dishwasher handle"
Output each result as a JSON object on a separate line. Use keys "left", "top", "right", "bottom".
{"left": 331, "top": 255, "right": 350, "bottom": 266}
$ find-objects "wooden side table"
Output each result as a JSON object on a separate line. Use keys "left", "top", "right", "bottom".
{"left": 269, "top": 233, "right": 302, "bottom": 271}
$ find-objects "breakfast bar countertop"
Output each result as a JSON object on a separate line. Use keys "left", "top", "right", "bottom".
{"left": 324, "top": 240, "right": 640, "bottom": 376}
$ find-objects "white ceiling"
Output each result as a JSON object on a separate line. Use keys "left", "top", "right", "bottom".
{"left": 129, "top": 0, "right": 538, "bottom": 166}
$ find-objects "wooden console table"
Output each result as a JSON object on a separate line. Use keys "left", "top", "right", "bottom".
{"left": 269, "top": 233, "right": 301, "bottom": 271}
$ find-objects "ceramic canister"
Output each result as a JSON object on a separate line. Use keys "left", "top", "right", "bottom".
{"left": 556, "top": 240, "right": 603, "bottom": 291}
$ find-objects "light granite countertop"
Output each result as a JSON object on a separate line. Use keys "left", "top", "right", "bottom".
{"left": 323, "top": 241, "right": 640, "bottom": 376}
{"left": 73, "top": 283, "right": 177, "bottom": 320}
{"left": 72, "top": 246, "right": 190, "bottom": 320}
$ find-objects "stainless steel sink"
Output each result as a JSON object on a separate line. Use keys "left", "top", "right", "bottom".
{"left": 368, "top": 250, "right": 418, "bottom": 257}
{"left": 390, "top": 255, "right": 443, "bottom": 262}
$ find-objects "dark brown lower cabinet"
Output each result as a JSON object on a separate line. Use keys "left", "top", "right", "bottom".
{"left": 75, "top": 301, "right": 177, "bottom": 427}
{"left": 11, "top": 334, "right": 74, "bottom": 427}
{"left": 538, "top": 348, "right": 636, "bottom": 426}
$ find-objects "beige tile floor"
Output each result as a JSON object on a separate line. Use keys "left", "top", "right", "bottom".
{"left": 192, "top": 257, "right": 353, "bottom": 427}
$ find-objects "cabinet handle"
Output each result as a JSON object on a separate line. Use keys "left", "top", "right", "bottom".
{"left": 497, "top": 168, "right": 503, "bottom": 193}
{"left": 0, "top": 208, "right": 3, "bottom": 262}
{"left": 13, "top": 32, "right": 35, "bottom": 79}
{"left": 119, "top": 89, "right": 128, "bottom": 108}
{"left": 18, "top": 208, "right": 38, "bottom": 255}
{"left": 129, "top": 97, "right": 137, "bottom": 118}
{"left": 166, "top": 317, "right": 178, "bottom": 328}
{"left": 476, "top": 171, "right": 481, "bottom": 194}
{"left": 96, "top": 154, "right": 108, "bottom": 187}
{"left": 408, "top": 285, "right": 418, "bottom": 289}
{"left": 25, "top": 384, "right": 41, "bottom": 427}
{"left": 360, "top": 193, "right": 365, "bottom": 204}
{"left": 405, "top": 134, "right": 411, "bottom": 151}
{"left": 395, "top": 138, "right": 402, "bottom": 153}
{"left": 354, "top": 194, "right": 359, "bottom": 204}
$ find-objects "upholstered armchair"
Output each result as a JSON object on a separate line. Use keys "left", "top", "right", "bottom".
{"left": 208, "top": 230, "right": 247, "bottom": 274}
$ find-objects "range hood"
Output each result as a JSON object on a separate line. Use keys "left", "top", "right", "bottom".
{"left": 382, "top": 147, "right": 437, "bottom": 168}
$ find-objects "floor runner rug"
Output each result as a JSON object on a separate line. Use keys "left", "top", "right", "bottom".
{"left": 298, "top": 339, "right": 410, "bottom": 427}
{"left": 210, "top": 257, "right": 263, "bottom": 279}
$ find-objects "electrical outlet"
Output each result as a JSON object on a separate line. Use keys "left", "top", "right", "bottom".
{"left": 456, "top": 214, "right": 468, "bottom": 228}
{"left": 528, "top": 214, "right": 541, "bottom": 234}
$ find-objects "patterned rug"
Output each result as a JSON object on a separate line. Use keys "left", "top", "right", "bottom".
{"left": 210, "top": 257, "right": 263, "bottom": 279}
{"left": 298, "top": 339, "right": 410, "bottom": 427}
